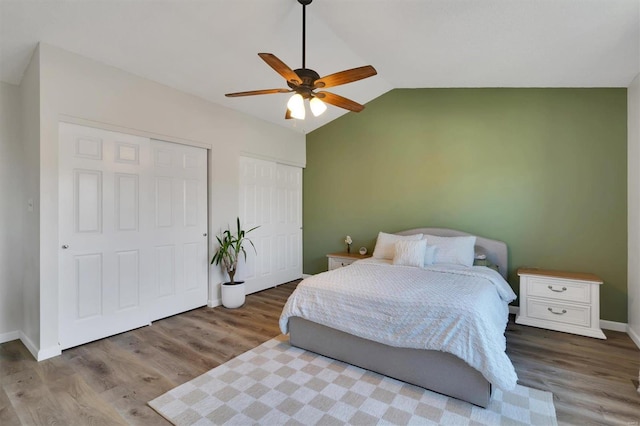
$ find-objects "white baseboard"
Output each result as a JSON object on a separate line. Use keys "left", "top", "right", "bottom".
{"left": 509, "top": 306, "right": 519, "bottom": 315}
{"left": 16, "top": 332, "right": 61, "bottom": 361}
{"left": 600, "top": 320, "right": 627, "bottom": 332}
{"left": 0, "top": 330, "right": 20, "bottom": 344}
{"left": 19, "top": 331, "right": 39, "bottom": 360}
{"left": 628, "top": 325, "right": 640, "bottom": 350}
{"left": 37, "top": 343, "right": 61, "bottom": 361}
{"left": 208, "top": 298, "right": 221, "bottom": 308}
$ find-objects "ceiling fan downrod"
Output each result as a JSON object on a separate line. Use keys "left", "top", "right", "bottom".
{"left": 299, "top": 0, "right": 312, "bottom": 69}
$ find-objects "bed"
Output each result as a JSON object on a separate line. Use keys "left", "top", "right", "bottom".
{"left": 279, "top": 228, "right": 517, "bottom": 408}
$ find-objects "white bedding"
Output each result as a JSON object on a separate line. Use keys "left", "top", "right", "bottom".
{"left": 279, "top": 258, "right": 518, "bottom": 390}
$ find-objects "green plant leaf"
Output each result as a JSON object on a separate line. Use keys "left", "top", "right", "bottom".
{"left": 211, "top": 217, "right": 260, "bottom": 283}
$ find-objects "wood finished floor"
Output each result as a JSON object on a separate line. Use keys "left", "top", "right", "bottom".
{"left": 1, "top": 280, "right": 638, "bottom": 425}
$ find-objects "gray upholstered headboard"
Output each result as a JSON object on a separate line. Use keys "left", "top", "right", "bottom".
{"left": 395, "top": 228, "right": 508, "bottom": 279}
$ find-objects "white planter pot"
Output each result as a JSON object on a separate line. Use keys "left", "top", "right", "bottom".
{"left": 221, "top": 282, "right": 245, "bottom": 309}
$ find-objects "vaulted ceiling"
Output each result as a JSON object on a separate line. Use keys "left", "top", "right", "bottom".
{"left": 1, "top": 0, "right": 638, "bottom": 133}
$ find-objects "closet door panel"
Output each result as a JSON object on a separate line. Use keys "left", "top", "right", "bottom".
{"left": 59, "top": 123, "right": 150, "bottom": 349}
{"left": 148, "top": 140, "right": 208, "bottom": 321}
{"left": 239, "top": 157, "right": 302, "bottom": 294}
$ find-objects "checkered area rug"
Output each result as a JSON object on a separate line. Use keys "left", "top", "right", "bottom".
{"left": 149, "top": 336, "right": 557, "bottom": 425}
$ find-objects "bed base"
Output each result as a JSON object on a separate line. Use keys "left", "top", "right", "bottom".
{"left": 289, "top": 317, "right": 491, "bottom": 408}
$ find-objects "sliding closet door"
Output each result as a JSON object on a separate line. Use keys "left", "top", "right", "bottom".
{"left": 275, "top": 163, "right": 303, "bottom": 284}
{"left": 239, "top": 157, "right": 302, "bottom": 294}
{"left": 59, "top": 123, "right": 153, "bottom": 349}
{"left": 59, "top": 123, "right": 208, "bottom": 349}
{"left": 148, "top": 140, "right": 208, "bottom": 321}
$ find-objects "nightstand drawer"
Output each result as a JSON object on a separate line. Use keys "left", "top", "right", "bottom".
{"left": 327, "top": 252, "right": 370, "bottom": 271}
{"left": 328, "top": 257, "right": 355, "bottom": 270}
{"left": 526, "top": 277, "right": 591, "bottom": 303}
{"left": 527, "top": 298, "right": 591, "bottom": 327}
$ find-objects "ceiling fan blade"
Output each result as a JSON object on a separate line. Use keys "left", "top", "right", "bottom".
{"left": 313, "top": 65, "right": 377, "bottom": 89}
{"left": 258, "top": 53, "right": 301, "bottom": 85}
{"left": 225, "top": 88, "right": 292, "bottom": 97}
{"left": 316, "top": 91, "right": 365, "bottom": 112}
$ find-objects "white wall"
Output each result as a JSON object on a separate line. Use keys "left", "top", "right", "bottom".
{"left": 0, "top": 82, "right": 24, "bottom": 342}
{"left": 629, "top": 72, "right": 640, "bottom": 349}
{"left": 31, "top": 43, "right": 305, "bottom": 359}
{"left": 19, "top": 48, "right": 41, "bottom": 354}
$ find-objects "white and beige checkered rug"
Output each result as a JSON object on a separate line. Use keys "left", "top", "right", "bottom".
{"left": 149, "top": 336, "right": 557, "bottom": 425}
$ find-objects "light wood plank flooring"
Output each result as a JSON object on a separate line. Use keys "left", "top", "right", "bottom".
{"left": 1, "top": 280, "right": 639, "bottom": 425}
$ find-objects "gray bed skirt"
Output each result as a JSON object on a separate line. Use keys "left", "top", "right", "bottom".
{"left": 289, "top": 317, "right": 492, "bottom": 408}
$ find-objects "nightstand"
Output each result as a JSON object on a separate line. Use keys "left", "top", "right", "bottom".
{"left": 516, "top": 268, "right": 605, "bottom": 339}
{"left": 326, "top": 252, "right": 371, "bottom": 270}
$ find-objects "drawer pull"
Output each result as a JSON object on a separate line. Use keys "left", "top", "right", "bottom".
{"left": 547, "top": 285, "right": 567, "bottom": 293}
{"left": 547, "top": 307, "right": 567, "bottom": 315}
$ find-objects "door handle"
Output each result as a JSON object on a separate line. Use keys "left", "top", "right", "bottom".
{"left": 61, "top": 245, "right": 69, "bottom": 249}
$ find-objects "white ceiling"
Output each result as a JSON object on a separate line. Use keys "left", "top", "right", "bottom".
{"left": 1, "top": 0, "right": 638, "bottom": 133}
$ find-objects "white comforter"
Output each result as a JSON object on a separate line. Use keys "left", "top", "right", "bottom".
{"left": 279, "top": 258, "right": 518, "bottom": 390}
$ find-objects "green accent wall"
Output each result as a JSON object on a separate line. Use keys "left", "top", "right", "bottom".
{"left": 304, "top": 88, "right": 627, "bottom": 323}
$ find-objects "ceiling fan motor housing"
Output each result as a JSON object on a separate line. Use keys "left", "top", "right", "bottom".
{"left": 288, "top": 68, "right": 321, "bottom": 98}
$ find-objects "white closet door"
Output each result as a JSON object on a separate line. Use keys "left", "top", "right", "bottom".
{"left": 148, "top": 139, "right": 208, "bottom": 321}
{"left": 275, "top": 163, "right": 302, "bottom": 284}
{"left": 239, "top": 157, "right": 302, "bottom": 294}
{"left": 59, "top": 123, "right": 153, "bottom": 349}
{"left": 59, "top": 123, "right": 208, "bottom": 350}
{"left": 239, "top": 157, "right": 276, "bottom": 291}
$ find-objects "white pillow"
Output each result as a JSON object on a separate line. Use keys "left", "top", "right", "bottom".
{"left": 393, "top": 240, "right": 427, "bottom": 268}
{"left": 424, "top": 245, "right": 438, "bottom": 266}
{"left": 372, "top": 232, "right": 424, "bottom": 260}
{"left": 425, "top": 235, "right": 476, "bottom": 267}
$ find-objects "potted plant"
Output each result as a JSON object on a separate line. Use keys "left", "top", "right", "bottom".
{"left": 211, "top": 217, "right": 259, "bottom": 308}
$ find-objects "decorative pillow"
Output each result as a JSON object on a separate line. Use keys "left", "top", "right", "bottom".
{"left": 372, "top": 232, "right": 424, "bottom": 260}
{"left": 424, "top": 245, "right": 438, "bottom": 266}
{"left": 425, "top": 235, "right": 476, "bottom": 267}
{"left": 393, "top": 240, "right": 427, "bottom": 267}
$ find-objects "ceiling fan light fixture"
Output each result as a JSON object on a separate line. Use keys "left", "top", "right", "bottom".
{"left": 309, "top": 97, "right": 327, "bottom": 117}
{"left": 287, "top": 93, "right": 305, "bottom": 119}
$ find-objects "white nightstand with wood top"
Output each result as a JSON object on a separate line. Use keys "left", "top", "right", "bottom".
{"left": 516, "top": 268, "right": 606, "bottom": 339}
{"left": 327, "top": 252, "right": 371, "bottom": 271}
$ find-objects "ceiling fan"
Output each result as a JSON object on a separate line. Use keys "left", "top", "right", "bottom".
{"left": 225, "top": 0, "right": 377, "bottom": 120}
